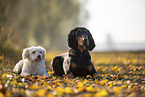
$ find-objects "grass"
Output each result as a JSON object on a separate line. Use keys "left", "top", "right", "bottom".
{"left": 0, "top": 51, "right": 145, "bottom": 97}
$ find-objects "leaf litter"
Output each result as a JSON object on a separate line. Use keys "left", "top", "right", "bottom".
{"left": 0, "top": 52, "right": 145, "bottom": 97}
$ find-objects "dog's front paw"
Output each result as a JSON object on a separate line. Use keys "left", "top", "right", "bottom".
{"left": 13, "top": 69, "right": 19, "bottom": 74}
{"left": 93, "top": 73, "right": 98, "bottom": 78}
{"left": 40, "top": 73, "right": 49, "bottom": 78}
{"left": 20, "top": 72, "right": 30, "bottom": 77}
{"left": 67, "top": 72, "right": 73, "bottom": 78}
{"left": 93, "top": 73, "right": 102, "bottom": 80}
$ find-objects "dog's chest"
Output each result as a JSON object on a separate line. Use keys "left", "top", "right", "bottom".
{"left": 30, "top": 63, "right": 41, "bottom": 75}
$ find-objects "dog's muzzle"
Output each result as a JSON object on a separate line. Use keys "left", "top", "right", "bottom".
{"left": 83, "top": 38, "right": 88, "bottom": 46}
{"left": 79, "top": 38, "right": 88, "bottom": 47}
{"left": 34, "top": 55, "right": 42, "bottom": 62}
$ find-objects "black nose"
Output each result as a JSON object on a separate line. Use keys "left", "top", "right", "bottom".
{"left": 83, "top": 38, "right": 87, "bottom": 43}
{"left": 37, "top": 55, "right": 41, "bottom": 59}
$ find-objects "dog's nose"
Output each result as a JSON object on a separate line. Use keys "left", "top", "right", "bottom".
{"left": 37, "top": 55, "right": 41, "bottom": 59}
{"left": 83, "top": 38, "right": 87, "bottom": 42}
{"left": 83, "top": 38, "right": 88, "bottom": 46}
{"left": 83, "top": 38, "right": 87, "bottom": 43}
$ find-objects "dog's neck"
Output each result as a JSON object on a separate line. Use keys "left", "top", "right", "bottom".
{"left": 69, "top": 49, "right": 91, "bottom": 63}
{"left": 78, "top": 45, "right": 86, "bottom": 52}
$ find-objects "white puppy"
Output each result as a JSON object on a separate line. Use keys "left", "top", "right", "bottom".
{"left": 13, "top": 46, "right": 49, "bottom": 77}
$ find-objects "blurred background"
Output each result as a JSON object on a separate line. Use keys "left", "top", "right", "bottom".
{"left": 0, "top": 0, "right": 145, "bottom": 52}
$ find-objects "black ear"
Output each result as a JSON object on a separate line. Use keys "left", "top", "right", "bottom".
{"left": 67, "top": 28, "right": 78, "bottom": 50}
{"left": 87, "top": 30, "right": 95, "bottom": 51}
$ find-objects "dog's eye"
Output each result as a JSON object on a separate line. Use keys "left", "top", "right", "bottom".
{"left": 77, "top": 32, "right": 82, "bottom": 36}
{"left": 85, "top": 30, "right": 88, "bottom": 34}
{"left": 40, "top": 51, "right": 42, "bottom": 54}
{"left": 32, "top": 51, "right": 35, "bottom": 54}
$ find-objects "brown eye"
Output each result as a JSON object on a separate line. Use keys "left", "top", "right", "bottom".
{"left": 77, "top": 31, "right": 82, "bottom": 36}
{"left": 32, "top": 51, "right": 35, "bottom": 54}
{"left": 40, "top": 51, "right": 42, "bottom": 53}
{"left": 85, "top": 30, "right": 87, "bottom": 33}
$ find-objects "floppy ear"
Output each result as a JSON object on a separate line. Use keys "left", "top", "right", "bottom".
{"left": 67, "top": 28, "right": 78, "bottom": 50}
{"left": 87, "top": 30, "right": 95, "bottom": 51}
{"left": 22, "top": 48, "right": 29, "bottom": 59}
{"left": 42, "top": 47, "right": 46, "bottom": 59}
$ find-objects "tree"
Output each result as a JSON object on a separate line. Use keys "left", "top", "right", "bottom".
{"left": 0, "top": 0, "right": 84, "bottom": 51}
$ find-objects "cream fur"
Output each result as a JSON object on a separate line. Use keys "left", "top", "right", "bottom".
{"left": 13, "top": 46, "right": 49, "bottom": 77}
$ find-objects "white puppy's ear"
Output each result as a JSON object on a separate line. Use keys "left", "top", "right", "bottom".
{"left": 42, "top": 48, "right": 46, "bottom": 59}
{"left": 22, "top": 48, "right": 29, "bottom": 59}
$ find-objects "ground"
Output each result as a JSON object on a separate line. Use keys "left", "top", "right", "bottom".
{"left": 0, "top": 51, "right": 145, "bottom": 97}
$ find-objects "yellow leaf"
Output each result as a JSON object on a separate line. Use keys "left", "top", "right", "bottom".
{"left": 112, "top": 66, "right": 118, "bottom": 70}
{"left": 37, "top": 89, "right": 47, "bottom": 96}
{"left": 78, "top": 87, "right": 85, "bottom": 92}
{"left": 74, "top": 87, "right": 85, "bottom": 93}
{"left": 121, "top": 85, "right": 127, "bottom": 88}
{"left": 17, "top": 82, "right": 22, "bottom": 86}
{"left": 20, "top": 89, "right": 25, "bottom": 93}
{"left": 1, "top": 26, "right": 4, "bottom": 32}
{"left": 42, "top": 76, "right": 46, "bottom": 79}
{"left": 2, "top": 73, "right": 8, "bottom": 77}
{"left": 36, "top": 75, "right": 39, "bottom": 77}
{"left": 116, "top": 81, "right": 122, "bottom": 85}
{"left": 48, "top": 71, "right": 52, "bottom": 74}
{"left": 55, "top": 87, "right": 64, "bottom": 93}
{"left": 47, "top": 93, "right": 55, "bottom": 97}
{"left": 100, "top": 79, "right": 108, "bottom": 86}
{"left": 95, "top": 90, "right": 108, "bottom": 97}
{"left": 83, "top": 79, "right": 88, "bottom": 84}
{"left": 113, "top": 87, "right": 122, "bottom": 94}
{"left": 0, "top": 92, "right": 4, "bottom": 97}
{"left": 0, "top": 56, "right": 3, "bottom": 60}
{"left": 85, "top": 86, "right": 96, "bottom": 92}
{"left": 47, "top": 86, "right": 53, "bottom": 90}
{"left": 82, "top": 93, "right": 93, "bottom": 97}
{"left": 5, "top": 89, "right": 12, "bottom": 97}
{"left": 12, "top": 80, "right": 17, "bottom": 84}
{"left": 76, "top": 82, "right": 84, "bottom": 87}
{"left": 57, "top": 83, "right": 63, "bottom": 86}
{"left": 64, "top": 87, "right": 73, "bottom": 94}
{"left": 109, "top": 84, "right": 112, "bottom": 88}
{"left": 29, "top": 84, "right": 39, "bottom": 89}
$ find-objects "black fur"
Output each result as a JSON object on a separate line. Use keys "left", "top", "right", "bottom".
{"left": 51, "top": 27, "right": 97, "bottom": 78}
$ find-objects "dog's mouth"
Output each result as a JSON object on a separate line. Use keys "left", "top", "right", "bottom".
{"left": 34, "top": 58, "right": 42, "bottom": 62}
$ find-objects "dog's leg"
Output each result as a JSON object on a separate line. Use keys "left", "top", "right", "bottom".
{"left": 40, "top": 72, "right": 49, "bottom": 77}
{"left": 87, "top": 64, "right": 100, "bottom": 79}
{"left": 93, "top": 73, "right": 98, "bottom": 79}
{"left": 39, "top": 68, "right": 49, "bottom": 77}
{"left": 67, "top": 62, "right": 77, "bottom": 78}
{"left": 20, "top": 63, "right": 31, "bottom": 76}
{"left": 13, "top": 60, "right": 23, "bottom": 74}
{"left": 67, "top": 72, "right": 73, "bottom": 78}
{"left": 51, "top": 56, "right": 64, "bottom": 76}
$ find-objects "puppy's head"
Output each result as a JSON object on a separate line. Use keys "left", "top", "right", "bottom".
{"left": 22, "top": 46, "right": 46, "bottom": 62}
{"left": 68, "top": 27, "right": 95, "bottom": 52}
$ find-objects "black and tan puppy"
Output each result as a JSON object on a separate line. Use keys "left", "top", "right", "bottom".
{"left": 51, "top": 27, "right": 98, "bottom": 78}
